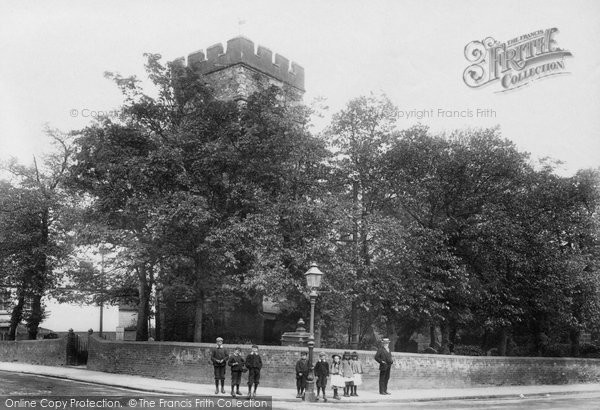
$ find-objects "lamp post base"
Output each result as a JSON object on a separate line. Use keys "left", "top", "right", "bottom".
{"left": 306, "top": 380, "right": 317, "bottom": 402}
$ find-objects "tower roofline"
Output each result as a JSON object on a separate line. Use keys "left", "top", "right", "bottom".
{"left": 179, "top": 37, "right": 305, "bottom": 92}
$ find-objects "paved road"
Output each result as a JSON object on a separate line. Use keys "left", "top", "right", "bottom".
{"left": 0, "top": 370, "right": 154, "bottom": 395}
{"left": 3, "top": 371, "right": 600, "bottom": 410}
{"left": 274, "top": 393, "right": 600, "bottom": 410}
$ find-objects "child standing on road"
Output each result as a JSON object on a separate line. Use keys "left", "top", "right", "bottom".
{"left": 330, "top": 353, "right": 344, "bottom": 400}
{"left": 210, "top": 337, "right": 228, "bottom": 394}
{"left": 314, "top": 352, "right": 329, "bottom": 402}
{"left": 245, "top": 345, "right": 262, "bottom": 399}
{"left": 295, "top": 351, "right": 309, "bottom": 399}
{"left": 227, "top": 347, "right": 245, "bottom": 397}
{"left": 350, "top": 351, "right": 363, "bottom": 396}
{"left": 341, "top": 351, "right": 354, "bottom": 397}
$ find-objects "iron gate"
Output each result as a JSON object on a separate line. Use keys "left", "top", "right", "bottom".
{"left": 66, "top": 331, "right": 88, "bottom": 365}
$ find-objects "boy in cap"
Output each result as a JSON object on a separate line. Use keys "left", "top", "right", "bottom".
{"left": 210, "top": 337, "right": 228, "bottom": 394}
{"left": 245, "top": 344, "right": 262, "bottom": 399}
{"left": 314, "top": 352, "right": 329, "bottom": 401}
{"left": 295, "top": 351, "right": 309, "bottom": 399}
{"left": 227, "top": 347, "right": 245, "bottom": 397}
{"left": 374, "top": 337, "right": 393, "bottom": 395}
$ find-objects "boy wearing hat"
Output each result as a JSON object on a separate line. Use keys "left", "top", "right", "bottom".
{"left": 227, "top": 347, "right": 245, "bottom": 397}
{"left": 295, "top": 351, "right": 309, "bottom": 399}
{"left": 374, "top": 337, "right": 393, "bottom": 395}
{"left": 314, "top": 352, "right": 329, "bottom": 402}
{"left": 210, "top": 337, "right": 228, "bottom": 394}
{"left": 245, "top": 345, "right": 262, "bottom": 399}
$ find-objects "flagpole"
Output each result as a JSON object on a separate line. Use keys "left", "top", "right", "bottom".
{"left": 238, "top": 18, "right": 246, "bottom": 36}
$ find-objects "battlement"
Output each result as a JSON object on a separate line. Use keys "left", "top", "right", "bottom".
{"left": 183, "top": 37, "right": 305, "bottom": 91}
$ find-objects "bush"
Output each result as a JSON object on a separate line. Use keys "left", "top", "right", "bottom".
{"left": 580, "top": 343, "right": 600, "bottom": 358}
{"left": 452, "top": 344, "right": 485, "bottom": 356}
{"left": 543, "top": 343, "right": 570, "bottom": 357}
{"left": 511, "top": 344, "right": 535, "bottom": 357}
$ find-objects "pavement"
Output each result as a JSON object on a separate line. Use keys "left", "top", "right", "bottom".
{"left": 2, "top": 361, "right": 600, "bottom": 404}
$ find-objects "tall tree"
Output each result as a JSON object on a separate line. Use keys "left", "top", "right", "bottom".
{"left": 68, "top": 54, "right": 332, "bottom": 342}
{"left": 383, "top": 126, "right": 533, "bottom": 353}
{"left": 0, "top": 131, "right": 74, "bottom": 339}
{"left": 325, "top": 94, "right": 399, "bottom": 348}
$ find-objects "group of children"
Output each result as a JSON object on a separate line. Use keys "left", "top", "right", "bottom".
{"left": 295, "top": 350, "right": 363, "bottom": 401}
{"left": 211, "top": 337, "right": 365, "bottom": 401}
{"left": 210, "top": 338, "right": 263, "bottom": 399}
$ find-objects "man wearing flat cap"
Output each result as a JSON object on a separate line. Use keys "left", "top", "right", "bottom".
{"left": 374, "top": 337, "right": 393, "bottom": 395}
{"left": 211, "top": 337, "right": 229, "bottom": 394}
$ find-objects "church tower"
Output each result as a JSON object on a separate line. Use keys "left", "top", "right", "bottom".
{"left": 177, "top": 37, "right": 305, "bottom": 102}
{"left": 158, "top": 38, "right": 304, "bottom": 344}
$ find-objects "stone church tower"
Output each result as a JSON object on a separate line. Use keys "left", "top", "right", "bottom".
{"left": 176, "top": 36, "right": 304, "bottom": 102}
{"left": 157, "top": 37, "right": 304, "bottom": 344}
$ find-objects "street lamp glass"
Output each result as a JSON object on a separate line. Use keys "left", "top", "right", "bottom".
{"left": 304, "top": 263, "right": 323, "bottom": 289}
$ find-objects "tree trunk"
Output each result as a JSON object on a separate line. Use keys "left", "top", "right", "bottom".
{"left": 498, "top": 327, "right": 508, "bottom": 356}
{"left": 135, "top": 265, "right": 150, "bottom": 341}
{"left": 569, "top": 329, "right": 581, "bottom": 357}
{"left": 193, "top": 292, "right": 204, "bottom": 343}
{"left": 396, "top": 325, "right": 414, "bottom": 352}
{"left": 449, "top": 323, "right": 457, "bottom": 345}
{"left": 349, "top": 180, "right": 361, "bottom": 350}
{"left": 429, "top": 325, "right": 437, "bottom": 348}
{"left": 27, "top": 207, "right": 49, "bottom": 340}
{"left": 155, "top": 287, "right": 162, "bottom": 341}
{"left": 532, "top": 314, "right": 548, "bottom": 356}
{"left": 9, "top": 294, "right": 25, "bottom": 341}
{"left": 314, "top": 310, "right": 322, "bottom": 348}
{"left": 350, "top": 300, "right": 359, "bottom": 349}
{"left": 27, "top": 294, "right": 43, "bottom": 340}
{"left": 440, "top": 322, "right": 450, "bottom": 354}
{"left": 386, "top": 321, "right": 398, "bottom": 352}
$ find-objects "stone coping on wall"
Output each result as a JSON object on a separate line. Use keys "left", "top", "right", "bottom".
{"left": 88, "top": 336, "right": 600, "bottom": 363}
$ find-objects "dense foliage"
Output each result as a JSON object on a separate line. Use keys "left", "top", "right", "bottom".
{"left": 1, "top": 55, "right": 598, "bottom": 357}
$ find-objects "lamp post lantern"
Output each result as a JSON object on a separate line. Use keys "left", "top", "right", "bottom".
{"left": 304, "top": 262, "right": 323, "bottom": 402}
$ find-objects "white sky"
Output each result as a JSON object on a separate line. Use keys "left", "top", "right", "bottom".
{"left": 1, "top": 0, "right": 599, "bottom": 331}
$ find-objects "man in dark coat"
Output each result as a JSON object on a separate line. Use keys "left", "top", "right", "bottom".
{"left": 374, "top": 337, "right": 393, "bottom": 395}
{"left": 210, "top": 337, "right": 228, "bottom": 394}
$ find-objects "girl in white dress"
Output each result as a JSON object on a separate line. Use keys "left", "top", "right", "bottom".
{"left": 330, "top": 354, "right": 344, "bottom": 400}
{"left": 350, "top": 351, "right": 363, "bottom": 396}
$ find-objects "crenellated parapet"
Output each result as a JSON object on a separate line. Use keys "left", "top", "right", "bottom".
{"left": 184, "top": 37, "right": 305, "bottom": 92}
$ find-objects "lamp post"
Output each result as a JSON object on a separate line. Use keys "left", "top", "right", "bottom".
{"left": 99, "top": 245, "right": 108, "bottom": 338}
{"left": 304, "top": 263, "right": 323, "bottom": 403}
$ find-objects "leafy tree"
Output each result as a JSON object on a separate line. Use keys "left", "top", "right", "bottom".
{"left": 68, "top": 54, "right": 332, "bottom": 342}
{"left": 325, "top": 94, "right": 399, "bottom": 348}
{"left": 0, "top": 131, "right": 74, "bottom": 339}
{"left": 383, "top": 126, "right": 535, "bottom": 353}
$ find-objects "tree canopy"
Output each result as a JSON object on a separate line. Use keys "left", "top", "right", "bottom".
{"left": 1, "top": 54, "right": 598, "bottom": 356}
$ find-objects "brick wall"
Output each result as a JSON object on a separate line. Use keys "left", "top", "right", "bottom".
{"left": 87, "top": 337, "right": 600, "bottom": 390}
{"left": 0, "top": 338, "right": 67, "bottom": 366}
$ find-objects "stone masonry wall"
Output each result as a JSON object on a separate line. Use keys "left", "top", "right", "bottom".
{"left": 0, "top": 338, "right": 67, "bottom": 366}
{"left": 87, "top": 337, "right": 600, "bottom": 390}
{"left": 183, "top": 37, "right": 304, "bottom": 92}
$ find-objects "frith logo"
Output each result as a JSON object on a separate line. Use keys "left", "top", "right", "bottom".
{"left": 463, "top": 28, "right": 572, "bottom": 92}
